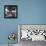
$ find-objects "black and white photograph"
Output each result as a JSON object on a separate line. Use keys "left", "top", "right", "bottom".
{"left": 4, "top": 5, "right": 18, "bottom": 18}
{"left": 18, "top": 25, "right": 46, "bottom": 46}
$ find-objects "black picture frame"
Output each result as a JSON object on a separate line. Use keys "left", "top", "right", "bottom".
{"left": 4, "top": 5, "right": 18, "bottom": 19}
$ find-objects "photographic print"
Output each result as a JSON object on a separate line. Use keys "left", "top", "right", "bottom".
{"left": 4, "top": 5, "right": 18, "bottom": 18}
{"left": 18, "top": 24, "right": 46, "bottom": 46}
{"left": 18, "top": 24, "right": 46, "bottom": 41}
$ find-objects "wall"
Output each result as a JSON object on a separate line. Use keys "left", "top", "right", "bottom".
{"left": 0, "top": 0, "right": 46, "bottom": 44}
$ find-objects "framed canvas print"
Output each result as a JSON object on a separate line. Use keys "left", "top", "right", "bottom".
{"left": 4, "top": 5, "right": 18, "bottom": 18}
